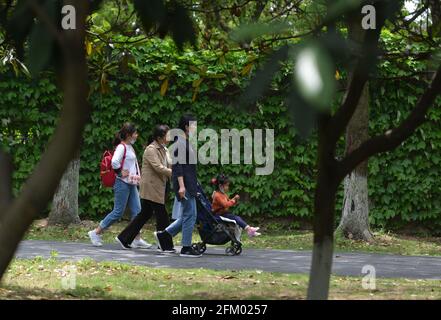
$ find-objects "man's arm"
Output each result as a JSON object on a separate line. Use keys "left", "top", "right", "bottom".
{"left": 178, "top": 176, "right": 186, "bottom": 199}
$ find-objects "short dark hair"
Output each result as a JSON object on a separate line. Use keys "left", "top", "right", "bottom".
{"left": 178, "top": 113, "right": 196, "bottom": 132}
{"left": 148, "top": 124, "right": 170, "bottom": 144}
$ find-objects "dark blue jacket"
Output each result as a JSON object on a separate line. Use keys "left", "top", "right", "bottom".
{"left": 171, "top": 136, "right": 198, "bottom": 199}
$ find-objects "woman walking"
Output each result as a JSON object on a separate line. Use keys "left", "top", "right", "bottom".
{"left": 88, "top": 122, "right": 150, "bottom": 248}
{"left": 155, "top": 114, "right": 201, "bottom": 257}
{"left": 116, "top": 124, "right": 174, "bottom": 251}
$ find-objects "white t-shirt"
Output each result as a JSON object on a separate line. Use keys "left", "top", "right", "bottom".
{"left": 111, "top": 143, "right": 140, "bottom": 185}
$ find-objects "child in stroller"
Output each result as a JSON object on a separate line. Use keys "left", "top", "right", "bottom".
{"left": 211, "top": 174, "right": 261, "bottom": 238}
{"left": 191, "top": 182, "right": 241, "bottom": 256}
{"left": 192, "top": 175, "right": 260, "bottom": 256}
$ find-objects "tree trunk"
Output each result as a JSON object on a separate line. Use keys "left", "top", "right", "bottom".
{"left": 0, "top": 151, "right": 13, "bottom": 217}
{"left": 337, "top": 83, "right": 373, "bottom": 241}
{"left": 307, "top": 121, "right": 339, "bottom": 300}
{"left": 48, "top": 153, "right": 81, "bottom": 226}
{"left": 307, "top": 176, "right": 337, "bottom": 300}
{"left": 306, "top": 2, "right": 441, "bottom": 301}
{"left": 338, "top": 169, "right": 373, "bottom": 241}
{"left": 429, "top": 0, "right": 441, "bottom": 37}
{"left": 336, "top": 10, "right": 373, "bottom": 242}
{"left": 0, "top": 0, "right": 89, "bottom": 280}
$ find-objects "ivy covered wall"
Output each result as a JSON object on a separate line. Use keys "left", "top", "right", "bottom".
{"left": 1, "top": 38, "right": 440, "bottom": 231}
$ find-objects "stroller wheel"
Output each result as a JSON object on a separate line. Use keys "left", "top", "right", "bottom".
{"left": 234, "top": 246, "right": 242, "bottom": 255}
{"left": 192, "top": 243, "right": 206, "bottom": 254}
{"left": 225, "top": 246, "right": 236, "bottom": 256}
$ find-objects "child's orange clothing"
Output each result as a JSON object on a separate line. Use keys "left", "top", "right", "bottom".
{"left": 211, "top": 191, "right": 237, "bottom": 214}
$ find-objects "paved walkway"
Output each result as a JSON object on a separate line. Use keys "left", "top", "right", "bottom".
{"left": 15, "top": 240, "right": 441, "bottom": 279}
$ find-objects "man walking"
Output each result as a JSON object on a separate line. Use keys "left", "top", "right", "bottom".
{"left": 154, "top": 114, "right": 201, "bottom": 257}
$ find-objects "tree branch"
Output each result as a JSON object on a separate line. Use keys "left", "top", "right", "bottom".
{"left": 266, "top": 0, "right": 302, "bottom": 22}
{"left": 326, "top": 2, "right": 388, "bottom": 146}
{"left": 86, "top": 30, "right": 149, "bottom": 45}
{"left": 252, "top": 0, "right": 268, "bottom": 22}
{"left": 183, "top": 0, "right": 255, "bottom": 14}
{"left": 337, "top": 65, "right": 441, "bottom": 181}
{"left": 403, "top": 2, "right": 429, "bottom": 26}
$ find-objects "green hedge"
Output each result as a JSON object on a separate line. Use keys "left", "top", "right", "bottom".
{"left": 1, "top": 38, "right": 440, "bottom": 231}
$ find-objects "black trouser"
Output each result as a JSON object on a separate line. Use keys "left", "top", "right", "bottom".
{"left": 118, "top": 199, "right": 170, "bottom": 245}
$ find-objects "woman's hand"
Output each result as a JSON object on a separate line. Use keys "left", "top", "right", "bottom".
{"left": 121, "top": 169, "right": 129, "bottom": 178}
{"left": 179, "top": 186, "right": 186, "bottom": 199}
{"left": 233, "top": 194, "right": 240, "bottom": 201}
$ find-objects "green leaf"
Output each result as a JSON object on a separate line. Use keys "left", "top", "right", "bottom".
{"left": 327, "top": 0, "right": 363, "bottom": 21}
{"left": 230, "top": 22, "right": 290, "bottom": 43}
{"left": 133, "top": 0, "right": 166, "bottom": 32}
{"left": 27, "top": 0, "right": 58, "bottom": 75}
{"left": 286, "top": 87, "right": 317, "bottom": 138}
{"left": 90, "top": 0, "right": 105, "bottom": 13}
{"left": 7, "top": 0, "right": 36, "bottom": 59}
{"left": 293, "top": 42, "right": 336, "bottom": 111}
{"left": 167, "top": 1, "right": 196, "bottom": 50}
{"left": 239, "top": 45, "right": 289, "bottom": 106}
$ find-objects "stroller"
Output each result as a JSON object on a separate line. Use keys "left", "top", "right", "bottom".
{"left": 191, "top": 182, "right": 243, "bottom": 256}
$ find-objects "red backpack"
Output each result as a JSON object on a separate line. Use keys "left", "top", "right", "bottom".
{"left": 100, "top": 144, "right": 127, "bottom": 188}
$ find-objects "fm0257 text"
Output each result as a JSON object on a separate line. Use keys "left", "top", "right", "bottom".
{"left": 171, "top": 304, "right": 268, "bottom": 317}
{"left": 216, "top": 304, "right": 268, "bottom": 316}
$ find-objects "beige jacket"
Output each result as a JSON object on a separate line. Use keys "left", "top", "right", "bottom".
{"left": 139, "top": 140, "right": 172, "bottom": 204}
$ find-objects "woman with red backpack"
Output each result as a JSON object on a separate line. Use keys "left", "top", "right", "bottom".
{"left": 115, "top": 124, "right": 173, "bottom": 251}
{"left": 88, "top": 122, "right": 150, "bottom": 248}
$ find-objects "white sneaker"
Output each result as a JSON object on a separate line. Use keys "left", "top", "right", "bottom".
{"left": 131, "top": 238, "right": 153, "bottom": 249}
{"left": 88, "top": 230, "right": 103, "bottom": 247}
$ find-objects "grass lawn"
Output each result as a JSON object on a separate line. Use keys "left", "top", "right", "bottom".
{"left": 25, "top": 219, "right": 441, "bottom": 256}
{"left": 1, "top": 257, "right": 441, "bottom": 300}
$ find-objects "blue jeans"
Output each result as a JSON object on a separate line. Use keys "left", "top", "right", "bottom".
{"left": 100, "top": 178, "right": 141, "bottom": 230}
{"left": 221, "top": 212, "right": 248, "bottom": 229}
{"left": 166, "top": 193, "right": 196, "bottom": 247}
